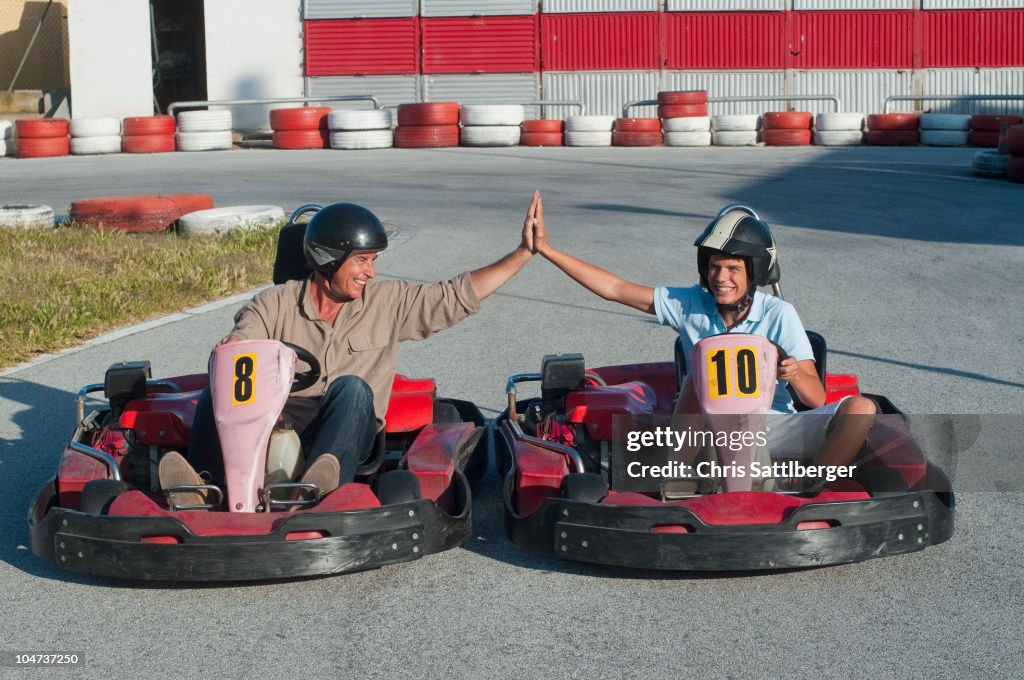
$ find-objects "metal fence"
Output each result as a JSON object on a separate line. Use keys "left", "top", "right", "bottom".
{"left": 0, "top": 0, "right": 69, "bottom": 92}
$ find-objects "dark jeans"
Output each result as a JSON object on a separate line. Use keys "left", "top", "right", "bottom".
{"left": 186, "top": 375, "right": 378, "bottom": 485}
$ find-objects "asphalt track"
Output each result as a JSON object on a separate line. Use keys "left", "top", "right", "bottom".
{"left": 1, "top": 146, "right": 1022, "bottom": 678}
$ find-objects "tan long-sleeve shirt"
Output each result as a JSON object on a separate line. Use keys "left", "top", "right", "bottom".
{"left": 229, "top": 273, "right": 481, "bottom": 428}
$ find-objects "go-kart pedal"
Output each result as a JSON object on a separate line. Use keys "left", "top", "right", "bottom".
{"left": 159, "top": 451, "right": 221, "bottom": 511}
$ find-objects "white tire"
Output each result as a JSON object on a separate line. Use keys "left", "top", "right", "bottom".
{"left": 175, "top": 130, "right": 233, "bottom": 151}
{"left": 813, "top": 130, "right": 864, "bottom": 146}
{"left": 70, "top": 135, "right": 122, "bottom": 155}
{"left": 327, "top": 109, "right": 392, "bottom": 131}
{"left": 0, "top": 204, "right": 54, "bottom": 229}
{"left": 460, "top": 125, "right": 521, "bottom": 147}
{"left": 0, "top": 119, "right": 12, "bottom": 140}
{"left": 565, "top": 115, "right": 616, "bottom": 132}
{"left": 971, "top": 151, "right": 1008, "bottom": 178}
{"left": 919, "top": 114, "right": 971, "bottom": 131}
{"left": 920, "top": 130, "right": 969, "bottom": 146}
{"left": 176, "top": 110, "right": 233, "bottom": 132}
{"left": 460, "top": 104, "right": 525, "bottom": 127}
{"left": 664, "top": 131, "right": 712, "bottom": 147}
{"left": 69, "top": 117, "right": 121, "bottom": 137}
{"left": 329, "top": 129, "right": 394, "bottom": 149}
{"left": 0, "top": 138, "right": 12, "bottom": 157}
{"left": 712, "top": 130, "right": 759, "bottom": 146}
{"left": 178, "top": 205, "right": 285, "bottom": 236}
{"left": 712, "top": 114, "right": 761, "bottom": 131}
{"left": 662, "top": 116, "right": 710, "bottom": 132}
{"left": 564, "top": 130, "right": 612, "bottom": 146}
{"left": 815, "top": 112, "right": 865, "bottom": 131}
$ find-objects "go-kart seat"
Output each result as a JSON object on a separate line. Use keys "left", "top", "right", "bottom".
{"left": 273, "top": 221, "right": 313, "bottom": 284}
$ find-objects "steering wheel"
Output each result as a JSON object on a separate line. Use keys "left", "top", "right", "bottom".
{"left": 283, "top": 342, "right": 322, "bottom": 392}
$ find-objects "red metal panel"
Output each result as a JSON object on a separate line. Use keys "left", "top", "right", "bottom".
{"left": 922, "top": 10, "right": 1024, "bottom": 68}
{"left": 421, "top": 16, "right": 538, "bottom": 74}
{"left": 541, "top": 13, "right": 659, "bottom": 71}
{"left": 664, "top": 13, "right": 785, "bottom": 69}
{"left": 304, "top": 19, "right": 419, "bottom": 76}
{"left": 791, "top": 12, "right": 913, "bottom": 69}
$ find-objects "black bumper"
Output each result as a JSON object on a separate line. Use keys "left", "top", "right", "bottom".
{"left": 29, "top": 472, "right": 473, "bottom": 582}
{"left": 503, "top": 474, "right": 955, "bottom": 571}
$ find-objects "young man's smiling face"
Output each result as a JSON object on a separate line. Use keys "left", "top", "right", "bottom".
{"left": 328, "top": 250, "right": 379, "bottom": 301}
{"left": 706, "top": 252, "right": 750, "bottom": 306}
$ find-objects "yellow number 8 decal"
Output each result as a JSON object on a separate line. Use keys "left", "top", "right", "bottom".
{"left": 706, "top": 346, "right": 761, "bottom": 399}
{"left": 232, "top": 353, "right": 256, "bottom": 405}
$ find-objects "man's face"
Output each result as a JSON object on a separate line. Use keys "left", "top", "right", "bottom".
{"left": 707, "top": 253, "right": 749, "bottom": 306}
{"left": 328, "top": 250, "right": 378, "bottom": 301}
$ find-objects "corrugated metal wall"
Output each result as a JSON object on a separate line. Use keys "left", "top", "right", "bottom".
{"left": 304, "top": 0, "right": 418, "bottom": 19}
{"left": 666, "top": 0, "right": 784, "bottom": 10}
{"left": 305, "top": 18, "right": 419, "bottom": 76}
{"left": 922, "top": 10, "right": 1024, "bottom": 67}
{"left": 420, "top": 0, "right": 537, "bottom": 17}
{"left": 664, "top": 70, "right": 787, "bottom": 114}
{"left": 423, "top": 73, "right": 541, "bottom": 116}
{"left": 793, "top": 0, "right": 912, "bottom": 9}
{"left": 421, "top": 16, "right": 538, "bottom": 73}
{"left": 790, "top": 70, "right": 914, "bottom": 114}
{"left": 791, "top": 12, "right": 913, "bottom": 69}
{"left": 922, "top": 0, "right": 1024, "bottom": 7}
{"left": 543, "top": 70, "right": 660, "bottom": 117}
{"left": 924, "top": 68, "right": 1024, "bottom": 113}
{"left": 665, "top": 13, "right": 785, "bottom": 69}
{"left": 541, "top": 13, "right": 659, "bottom": 70}
{"left": 543, "top": 0, "right": 660, "bottom": 12}
{"left": 307, "top": 74, "right": 420, "bottom": 108}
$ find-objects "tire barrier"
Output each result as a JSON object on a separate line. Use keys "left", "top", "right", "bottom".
{"left": 15, "top": 118, "right": 69, "bottom": 158}
{"left": 657, "top": 91, "right": 708, "bottom": 106}
{"left": 394, "top": 124, "right": 460, "bottom": 148}
{"left": 69, "top": 117, "right": 122, "bottom": 156}
{"left": 971, "top": 150, "right": 1009, "bottom": 178}
{"left": 327, "top": 109, "right": 392, "bottom": 131}
{"left": 664, "top": 131, "right": 712, "bottom": 147}
{"left": 460, "top": 125, "right": 521, "bottom": 147}
{"left": 71, "top": 136, "right": 122, "bottom": 155}
{"left": 657, "top": 90, "right": 710, "bottom": 146}
{"left": 762, "top": 129, "right": 813, "bottom": 146}
{"left": 329, "top": 129, "right": 394, "bottom": 150}
{"left": 397, "top": 102, "right": 460, "bottom": 127}
{"left": 122, "top": 134, "right": 177, "bottom": 154}
{"left": 270, "top": 107, "right": 329, "bottom": 149}
{"left": 565, "top": 116, "right": 614, "bottom": 147}
{"left": 1008, "top": 155, "right": 1024, "bottom": 183}
{"left": 867, "top": 113, "right": 919, "bottom": 131}
{"left": 1004, "top": 125, "right": 1024, "bottom": 156}
{"left": 865, "top": 130, "right": 920, "bottom": 146}
{"left": 919, "top": 114, "right": 970, "bottom": 147}
{"left": 712, "top": 115, "right": 760, "bottom": 146}
{"left": 814, "top": 130, "right": 864, "bottom": 146}
{"left": 177, "top": 110, "right": 233, "bottom": 133}
{"left": 815, "top": 113, "right": 865, "bottom": 132}
{"left": 70, "top": 194, "right": 214, "bottom": 233}
{"left": 122, "top": 115, "right": 175, "bottom": 136}
{"left": 460, "top": 105, "right": 524, "bottom": 147}
{"left": 0, "top": 120, "right": 13, "bottom": 157}
{"left": 968, "top": 131, "right": 1000, "bottom": 148}
{"left": 177, "top": 129, "right": 234, "bottom": 152}
{"left": 663, "top": 116, "right": 710, "bottom": 133}
{"left": 0, "top": 204, "right": 54, "bottom": 229}
{"left": 970, "top": 114, "right": 1023, "bottom": 132}
{"left": 762, "top": 112, "right": 812, "bottom": 146}
{"left": 177, "top": 205, "right": 285, "bottom": 236}
{"left": 520, "top": 119, "right": 564, "bottom": 146}
{"left": 919, "top": 129, "right": 969, "bottom": 147}
{"left": 614, "top": 118, "right": 662, "bottom": 146}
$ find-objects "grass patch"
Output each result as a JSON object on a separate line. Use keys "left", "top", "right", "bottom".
{"left": 0, "top": 224, "right": 281, "bottom": 370}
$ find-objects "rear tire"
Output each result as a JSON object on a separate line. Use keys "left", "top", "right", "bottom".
{"left": 80, "top": 479, "right": 128, "bottom": 514}
{"left": 376, "top": 470, "right": 422, "bottom": 505}
{"left": 561, "top": 473, "right": 608, "bottom": 503}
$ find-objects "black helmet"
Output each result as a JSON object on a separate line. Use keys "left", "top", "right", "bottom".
{"left": 302, "top": 203, "right": 389, "bottom": 277}
{"left": 694, "top": 205, "right": 780, "bottom": 289}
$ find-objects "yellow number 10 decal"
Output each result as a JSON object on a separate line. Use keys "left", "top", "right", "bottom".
{"left": 706, "top": 347, "right": 761, "bottom": 399}
{"left": 232, "top": 353, "right": 256, "bottom": 405}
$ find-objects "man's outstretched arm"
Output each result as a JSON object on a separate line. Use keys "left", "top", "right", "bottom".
{"left": 468, "top": 191, "right": 539, "bottom": 300}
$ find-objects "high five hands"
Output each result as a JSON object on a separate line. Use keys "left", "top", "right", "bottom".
{"left": 522, "top": 190, "right": 548, "bottom": 256}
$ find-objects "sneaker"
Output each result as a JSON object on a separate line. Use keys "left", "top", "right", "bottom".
{"left": 158, "top": 451, "right": 210, "bottom": 509}
{"left": 297, "top": 453, "right": 340, "bottom": 499}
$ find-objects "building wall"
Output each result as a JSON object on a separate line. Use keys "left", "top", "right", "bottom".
{"left": 0, "top": 0, "right": 69, "bottom": 91}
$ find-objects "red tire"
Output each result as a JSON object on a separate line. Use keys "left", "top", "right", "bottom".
{"left": 615, "top": 117, "right": 661, "bottom": 132}
{"left": 15, "top": 118, "right": 69, "bottom": 138}
{"left": 397, "top": 103, "right": 460, "bottom": 127}
{"left": 762, "top": 129, "right": 812, "bottom": 146}
{"left": 762, "top": 112, "right": 812, "bottom": 130}
{"left": 612, "top": 130, "right": 663, "bottom": 147}
{"left": 657, "top": 90, "right": 708, "bottom": 106}
{"left": 969, "top": 114, "right": 1023, "bottom": 132}
{"left": 123, "top": 115, "right": 175, "bottom": 136}
{"left": 272, "top": 129, "right": 329, "bottom": 149}
{"left": 865, "top": 130, "right": 920, "bottom": 146}
{"left": 968, "top": 130, "right": 1000, "bottom": 148}
{"left": 658, "top": 104, "right": 707, "bottom": 119}
{"left": 520, "top": 132, "right": 563, "bottom": 147}
{"left": 16, "top": 136, "right": 70, "bottom": 158}
{"left": 867, "top": 113, "right": 920, "bottom": 131}
{"left": 394, "top": 125, "right": 459, "bottom": 148}
{"left": 521, "top": 119, "right": 563, "bottom": 133}
{"left": 70, "top": 194, "right": 213, "bottom": 233}
{"left": 1005, "top": 125, "right": 1024, "bottom": 155}
{"left": 269, "top": 107, "right": 330, "bottom": 131}
{"left": 121, "top": 134, "right": 176, "bottom": 154}
{"left": 1007, "top": 155, "right": 1024, "bottom": 183}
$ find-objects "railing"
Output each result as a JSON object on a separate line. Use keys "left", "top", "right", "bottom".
{"left": 882, "top": 94, "right": 1024, "bottom": 114}
{"left": 623, "top": 94, "right": 842, "bottom": 118}
{"left": 166, "top": 95, "right": 382, "bottom": 117}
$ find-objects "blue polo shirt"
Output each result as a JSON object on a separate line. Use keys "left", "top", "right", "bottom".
{"left": 653, "top": 285, "right": 814, "bottom": 413}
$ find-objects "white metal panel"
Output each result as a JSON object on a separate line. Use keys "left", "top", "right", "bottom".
{"left": 206, "top": 1, "right": 304, "bottom": 130}
{"left": 542, "top": 71, "right": 660, "bottom": 118}
{"left": 421, "top": 0, "right": 537, "bottom": 16}
{"left": 662, "top": 71, "right": 786, "bottom": 115}
{"left": 923, "top": 69, "right": 1024, "bottom": 114}
{"left": 543, "top": 0, "right": 660, "bottom": 13}
{"left": 307, "top": 75, "right": 420, "bottom": 112}
{"left": 922, "top": 0, "right": 1024, "bottom": 7}
{"left": 423, "top": 73, "right": 541, "bottom": 118}
{"left": 303, "top": 0, "right": 418, "bottom": 19}
{"left": 789, "top": 70, "right": 914, "bottom": 115}
{"left": 792, "top": 0, "right": 911, "bottom": 8}
{"left": 68, "top": 0, "right": 153, "bottom": 118}
{"left": 666, "top": 0, "right": 784, "bottom": 9}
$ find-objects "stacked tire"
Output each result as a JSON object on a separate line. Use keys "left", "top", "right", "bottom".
{"left": 969, "top": 115, "right": 1022, "bottom": 148}
{"left": 327, "top": 109, "right": 393, "bottom": 150}
{"left": 520, "top": 119, "right": 563, "bottom": 147}
{"left": 0, "top": 120, "right": 13, "bottom": 157}
{"left": 613, "top": 117, "right": 661, "bottom": 147}
{"left": 762, "top": 112, "right": 812, "bottom": 146}
{"left": 564, "top": 116, "right": 615, "bottom": 147}
{"left": 919, "top": 114, "right": 970, "bottom": 147}
{"left": 712, "top": 115, "right": 760, "bottom": 146}
{"left": 271, "top": 107, "right": 329, "bottom": 150}
{"left": 866, "top": 113, "right": 919, "bottom": 146}
{"left": 460, "top": 105, "right": 523, "bottom": 147}
{"left": 658, "top": 91, "right": 710, "bottom": 147}
{"left": 176, "top": 110, "right": 233, "bottom": 152}
{"left": 814, "top": 113, "right": 865, "bottom": 146}
{"left": 69, "top": 117, "right": 121, "bottom": 155}
{"left": 122, "top": 116, "right": 176, "bottom": 154}
{"left": 1006, "top": 125, "right": 1024, "bottom": 183}
{"left": 395, "top": 103, "right": 460, "bottom": 148}
{"left": 15, "top": 118, "right": 69, "bottom": 158}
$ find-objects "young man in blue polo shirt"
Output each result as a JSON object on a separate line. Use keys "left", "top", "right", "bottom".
{"left": 526, "top": 195, "right": 875, "bottom": 471}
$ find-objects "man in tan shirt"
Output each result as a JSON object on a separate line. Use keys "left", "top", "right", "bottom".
{"left": 161, "top": 194, "right": 543, "bottom": 503}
